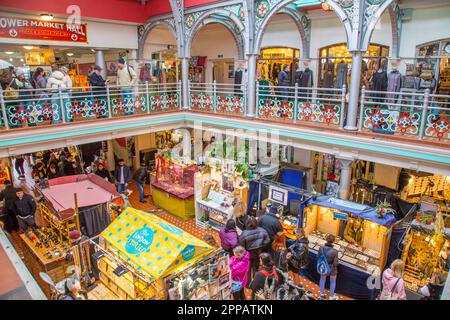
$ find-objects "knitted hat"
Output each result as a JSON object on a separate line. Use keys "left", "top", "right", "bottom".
{"left": 118, "top": 58, "right": 126, "bottom": 64}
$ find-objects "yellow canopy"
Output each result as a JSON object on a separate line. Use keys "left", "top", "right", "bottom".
{"left": 101, "top": 207, "right": 213, "bottom": 280}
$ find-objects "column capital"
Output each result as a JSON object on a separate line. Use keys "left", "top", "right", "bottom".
{"left": 336, "top": 158, "right": 353, "bottom": 168}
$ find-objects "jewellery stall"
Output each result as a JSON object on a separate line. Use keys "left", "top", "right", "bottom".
{"left": 21, "top": 174, "right": 120, "bottom": 297}
{"left": 194, "top": 159, "right": 249, "bottom": 230}
{"left": 87, "top": 207, "right": 231, "bottom": 300}
{"left": 301, "top": 196, "right": 396, "bottom": 300}
{"left": 151, "top": 153, "right": 199, "bottom": 220}
{"left": 401, "top": 206, "right": 450, "bottom": 293}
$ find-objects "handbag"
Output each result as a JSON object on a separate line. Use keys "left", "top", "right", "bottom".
{"left": 3, "top": 79, "right": 19, "bottom": 100}
{"left": 379, "top": 278, "right": 401, "bottom": 300}
{"left": 231, "top": 276, "right": 243, "bottom": 293}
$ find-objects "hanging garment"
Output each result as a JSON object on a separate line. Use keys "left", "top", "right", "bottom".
{"left": 78, "top": 203, "right": 111, "bottom": 237}
{"left": 294, "top": 71, "right": 303, "bottom": 86}
{"left": 234, "top": 70, "right": 243, "bottom": 94}
{"left": 387, "top": 70, "right": 402, "bottom": 104}
{"left": 336, "top": 62, "right": 348, "bottom": 89}
{"left": 324, "top": 62, "right": 335, "bottom": 88}
{"left": 299, "top": 68, "right": 313, "bottom": 88}
{"left": 371, "top": 70, "right": 388, "bottom": 102}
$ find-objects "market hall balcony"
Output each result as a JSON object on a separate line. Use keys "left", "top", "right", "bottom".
{"left": 0, "top": 83, "right": 449, "bottom": 163}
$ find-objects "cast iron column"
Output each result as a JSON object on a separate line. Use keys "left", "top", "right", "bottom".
{"left": 345, "top": 51, "right": 363, "bottom": 131}
{"left": 95, "top": 50, "right": 107, "bottom": 80}
{"left": 246, "top": 53, "right": 257, "bottom": 117}
{"left": 181, "top": 57, "right": 189, "bottom": 110}
{"left": 338, "top": 158, "right": 353, "bottom": 200}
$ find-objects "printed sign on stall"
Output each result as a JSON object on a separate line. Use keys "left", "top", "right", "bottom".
{"left": 0, "top": 16, "right": 88, "bottom": 43}
{"left": 269, "top": 185, "right": 288, "bottom": 206}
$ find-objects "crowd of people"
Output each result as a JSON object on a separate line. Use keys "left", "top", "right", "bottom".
{"left": 218, "top": 205, "right": 447, "bottom": 301}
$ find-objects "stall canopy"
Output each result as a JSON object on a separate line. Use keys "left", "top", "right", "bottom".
{"left": 308, "top": 196, "right": 397, "bottom": 228}
{"left": 101, "top": 208, "right": 214, "bottom": 280}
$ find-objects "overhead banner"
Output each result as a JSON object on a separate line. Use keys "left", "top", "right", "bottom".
{"left": 0, "top": 16, "right": 87, "bottom": 43}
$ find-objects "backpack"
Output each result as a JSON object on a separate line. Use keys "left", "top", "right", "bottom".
{"left": 289, "top": 242, "right": 309, "bottom": 270}
{"left": 316, "top": 247, "right": 332, "bottom": 276}
{"left": 256, "top": 268, "right": 279, "bottom": 300}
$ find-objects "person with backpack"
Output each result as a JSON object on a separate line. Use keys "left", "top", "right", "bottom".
{"left": 379, "top": 259, "right": 407, "bottom": 300}
{"left": 419, "top": 271, "right": 446, "bottom": 300}
{"left": 133, "top": 163, "right": 148, "bottom": 203}
{"left": 219, "top": 219, "right": 239, "bottom": 255}
{"left": 250, "top": 253, "right": 279, "bottom": 300}
{"left": 117, "top": 58, "right": 137, "bottom": 114}
{"left": 230, "top": 246, "right": 250, "bottom": 300}
{"left": 239, "top": 216, "right": 271, "bottom": 281}
{"left": 288, "top": 229, "right": 309, "bottom": 279}
{"left": 272, "top": 231, "right": 290, "bottom": 273}
{"left": 317, "top": 234, "right": 339, "bottom": 300}
{"left": 258, "top": 206, "right": 283, "bottom": 253}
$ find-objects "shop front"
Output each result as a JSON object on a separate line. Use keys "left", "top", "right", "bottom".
{"left": 138, "top": 49, "right": 179, "bottom": 84}
{"left": 257, "top": 47, "right": 300, "bottom": 85}
{"left": 318, "top": 43, "right": 389, "bottom": 89}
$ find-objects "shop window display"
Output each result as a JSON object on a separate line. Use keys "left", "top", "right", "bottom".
{"left": 257, "top": 47, "right": 300, "bottom": 86}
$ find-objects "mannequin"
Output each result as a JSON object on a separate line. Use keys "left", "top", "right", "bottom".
{"left": 324, "top": 57, "right": 335, "bottom": 88}
{"left": 371, "top": 61, "right": 388, "bottom": 102}
{"left": 299, "top": 60, "right": 313, "bottom": 99}
{"left": 387, "top": 60, "right": 402, "bottom": 105}
{"left": 336, "top": 60, "right": 348, "bottom": 88}
{"left": 234, "top": 62, "right": 245, "bottom": 95}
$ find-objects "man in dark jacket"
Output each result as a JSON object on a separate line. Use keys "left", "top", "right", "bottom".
{"left": 133, "top": 163, "right": 148, "bottom": 203}
{"left": 239, "top": 216, "right": 271, "bottom": 281}
{"left": 258, "top": 206, "right": 283, "bottom": 243}
{"left": 13, "top": 188, "right": 36, "bottom": 232}
{"left": 114, "top": 159, "right": 131, "bottom": 194}
{"left": 88, "top": 65, "right": 109, "bottom": 96}
{"left": 63, "top": 154, "right": 76, "bottom": 176}
{"left": 0, "top": 180, "right": 18, "bottom": 232}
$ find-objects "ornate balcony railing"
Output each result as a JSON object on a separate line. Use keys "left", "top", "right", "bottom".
{"left": 257, "top": 83, "right": 346, "bottom": 128}
{"left": 0, "top": 82, "right": 181, "bottom": 129}
{"left": 359, "top": 87, "right": 450, "bottom": 141}
{"left": 189, "top": 82, "right": 246, "bottom": 115}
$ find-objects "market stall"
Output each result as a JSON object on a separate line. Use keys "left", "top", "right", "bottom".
{"left": 87, "top": 207, "right": 231, "bottom": 300}
{"left": 19, "top": 174, "right": 120, "bottom": 297}
{"left": 301, "top": 195, "right": 396, "bottom": 300}
{"left": 401, "top": 207, "right": 450, "bottom": 293}
{"left": 195, "top": 160, "right": 249, "bottom": 230}
{"left": 151, "top": 153, "right": 199, "bottom": 220}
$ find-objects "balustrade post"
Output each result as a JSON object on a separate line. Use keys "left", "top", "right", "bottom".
{"left": 294, "top": 83, "right": 298, "bottom": 123}
{"left": 213, "top": 80, "right": 217, "bottom": 113}
{"left": 145, "top": 81, "right": 150, "bottom": 114}
{"left": 58, "top": 85, "right": 66, "bottom": 124}
{"left": 418, "top": 89, "right": 430, "bottom": 140}
{"left": 0, "top": 88, "right": 10, "bottom": 130}
{"left": 187, "top": 80, "right": 191, "bottom": 110}
{"left": 178, "top": 80, "right": 182, "bottom": 110}
{"left": 357, "top": 86, "right": 366, "bottom": 132}
{"left": 340, "top": 85, "right": 346, "bottom": 129}
{"left": 106, "top": 84, "right": 112, "bottom": 118}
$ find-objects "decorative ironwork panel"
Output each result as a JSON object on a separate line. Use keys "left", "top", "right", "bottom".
{"left": 111, "top": 96, "right": 147, "bottom": 116}
{"left": 216, "top": 94, "right": 245, "bottom": 114}
{"left": 297, "top": 101, "right": 341, "bottom": 125}
{"left": 149, "top": 93, "right": 179, "bottom": 111}
{"left": 258, "top": 98, "right": 294, "bottom": 120}
{"left": 362, "top": 107, "right": 421, "bottom": 135}
{"left": 65, "top": 97, "right": 108, "bottom": 120}
{"left": 425, "top": 113, "right": 449, "bottom": 140}
{"left": 6, "top": 101, "right": 62, "bottom": 128}
{"left": 190, "top": 93, "right": 214, "bottom": 111}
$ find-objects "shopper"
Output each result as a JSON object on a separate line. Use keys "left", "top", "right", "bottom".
{"left": 114, "top": 159, "right": 131, "bottom": 194}
{"left": 46, "top": 70, "right": 68, "bottom": 103}
{"left": 88, "top": 65, "right": 108, "bottom": 96}
{"left": 63, "top": 154, "right": 76, "bottom": 176}
{"left": 32, "top": 162, "right": 47, "bottom": 180}
{"left": 31, "top": 67, "right": 48, "bottom": 101}
{"left": 14, "top": 155, "right": 26, "bottom": 178}
{"left": 236, "top": 214, "right": 249, "bottom": 232}
{"left": 10, "top": 68, "right": 33, "bottom": 99}
{"left": 239, "top": 216, "right": 271, "bottom": 281}
{"left": 47, "top": 164, "right": 61, "bottom": 180}
{"left": 219, "top": 219, "right": 239, "bottom": 255}
{"left": 317, "top": 234, "right": 339, "bottom": 300}
{"left": 116, "top": 58, "right": 137, "bottom": 108}
{"left": 258, "top": 206, "right": 283, "bottom": 245}
{"left": 13, "top": 188, "right": 36, "bottom": 232}
{"left": 133, "top": 163, "right": 148, "bottom": 203}
{"left": 60, "top": 278, "right": 87, "bottom": 300}
{"left": 420, "top": 271, "right": 446, "bottom": 300}
{"left": 230, "top": 246, "right": 250, "bottom": 300}
{"left": 272, "top": 231, "right": 290, "bottom": 273}
{"left": 379, "top": 259, "right": 407, "bottom": 300}
{"left": 277, "top": 65, "right": 290, "bottom": 98}
{"left": 288, "top": 229, "right": 309, "bottom": 277}
{"left": 47, "top": 152, "right": 58, "bottom": 170}
{"left": 0, "top": 180, "right": 18, "bottom": 233}
{"left": 95, "top": 163, "right": 112, "bottom": 182}
{"left": 250, "top": 253, "right": 279, "bottom": 300}
{"left": 60, "top": 66, "right": 73, "bottom": 92}
{"left": 75, "top": 161, "right": 87, "bottom": 175}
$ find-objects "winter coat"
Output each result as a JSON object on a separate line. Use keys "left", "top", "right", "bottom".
{"left": 239, "top": 227, "right": 270, "bottom": 252}
{"left": 277, "top": 71, "right": 290, "bottom": 87}
{"left": 288, "top": 237, "right": 309, "bottom": 272}
{"left": 95, "top": 168, "right": 111, "bottom": 181}
{"left": 10, "top": 77, "right": 33, "bottom": 99}
{"left": 258, "top": 213, "right": 283, "bottom": 241}
{"left": 13, "top": 194, "right": 36, "bottom": 218}
{"left": 117, "top": 64, "right": 137, "bottom": 88}
{"left": 380, "top": 268, "right": 407, "bottom": 300}
{"left": 273, "top": 248, "right": 290, "bottom": 272}
{"left": 133, "top": 167, "right": 147, "bottom": 184}
{"left": 89, "top": 73, "right": 107, "bottom": 93}
{"left": 319, "top": 243, "right": 339, "bottom": 276}
{"left": 230, "top": 251, "right": 250, "bottom": 288}
{"left": 219, "top": 228, "right": 239, "bottom": 252}
{"left": 46, "top": 71, "right": 68, "bottom": 93}
{"left": 115, "top": 165, "right": 131, "bottom": 184}
{"left": 0, "top": 185, "right": 17, "bottom": 211}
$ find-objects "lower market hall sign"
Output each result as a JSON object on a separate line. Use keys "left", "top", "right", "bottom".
{"left": 0, "top": 16, "right": 87, "bottom": 43}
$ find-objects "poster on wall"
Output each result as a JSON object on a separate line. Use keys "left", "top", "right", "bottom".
{"left": 0, "top": 16, "right": 88, "bottom": 43}
{"left": 269, "top": 185, "right": 288, "bottom": 206}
